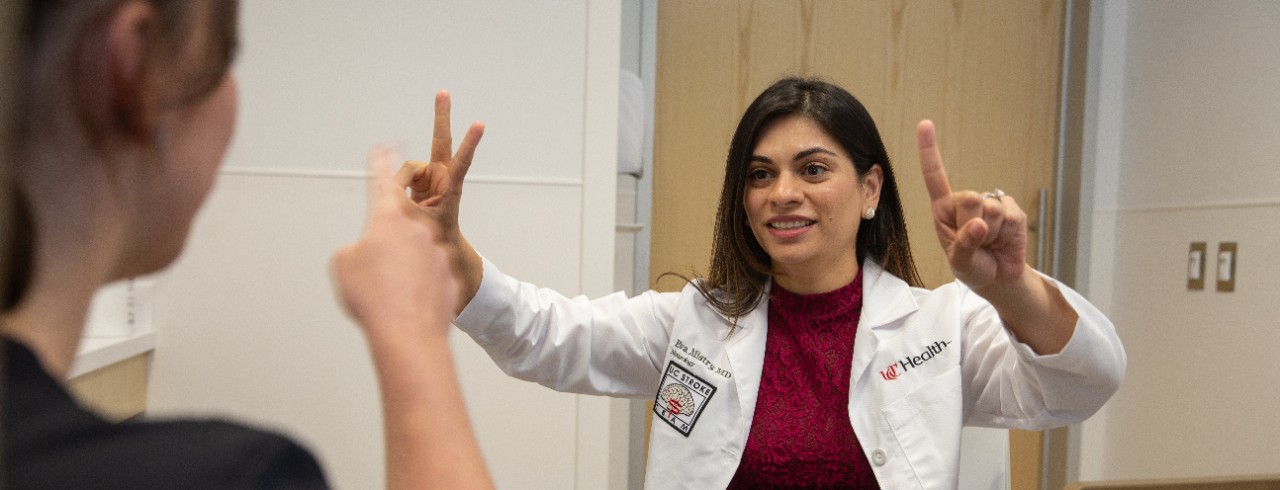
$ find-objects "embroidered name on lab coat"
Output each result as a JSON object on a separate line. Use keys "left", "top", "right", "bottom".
{"left": 671, "top": 339, "right": 732, "bottom": 379}
{"left": 654, "top": 362, "right": 717, "bottom": 437}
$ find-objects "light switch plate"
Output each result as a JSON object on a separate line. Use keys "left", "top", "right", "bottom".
{"left": 1188, "top": 242, "right": 1206, "bottom": 290}
{"left": 1217, "top": 242, "right": 1237, "bottom": 292}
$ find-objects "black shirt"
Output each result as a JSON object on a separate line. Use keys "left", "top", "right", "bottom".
{"left": 3, "top": 338, "right": 329, "bottom": 489}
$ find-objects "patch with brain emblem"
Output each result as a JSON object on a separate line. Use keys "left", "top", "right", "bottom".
{"left": 653, "top": 361, "right": 716, "bottom": 437}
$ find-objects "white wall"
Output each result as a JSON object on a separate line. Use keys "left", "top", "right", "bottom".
{"left": 1077, "top": 0, "right": 1280, "bottom": 481}
{"left": 145, "top": 1, "right": 626, "bottom": 489}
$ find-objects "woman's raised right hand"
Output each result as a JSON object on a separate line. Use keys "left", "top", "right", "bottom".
{"left": 394, "top": 90, "right": 486, "bottom": 312}
{"left": 395, "top": 90, "right": 484, "bottom": 238}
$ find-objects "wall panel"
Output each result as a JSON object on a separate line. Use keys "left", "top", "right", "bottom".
{"left": 1078, "top": 0, "right": 1280, "bottom": 483}
{"left": 149, "top": 176, "right": 594, "bottom": 489}
{"left": 228, "top": 0, "right": 588, "bottom": 180}
{"left": 145, "top": 1, "right": 624, "bottom": 488}
{"left": 1099, "top": 204, "right": 1280, "bottom": 479}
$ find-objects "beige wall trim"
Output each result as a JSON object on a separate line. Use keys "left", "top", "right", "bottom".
{"left": 67, "top": 354, "right": 152, "bottom": 422}
{"left": 1065, "top": 474, "right": 1280, "bottom": 490}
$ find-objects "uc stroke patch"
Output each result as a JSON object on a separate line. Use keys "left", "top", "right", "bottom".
{"left": 653, "top": 361, "right": 716, "bottom": 437}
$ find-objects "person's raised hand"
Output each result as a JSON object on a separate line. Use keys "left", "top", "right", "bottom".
{"left": 331, "top": 143, "right": 458, "bottom": 338}
{"left": 395, "top": 90, "right": 485, "bottom": 242}
{"left": 332, "top": 145, "right": 497, "bottom": 490}
{"left": 917, "top": 120, "right": 1029, "bottom": 293}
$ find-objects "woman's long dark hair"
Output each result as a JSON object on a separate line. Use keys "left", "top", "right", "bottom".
{"left": 1, "top": 2, "right": 33, "bottom": 484}
{"left": 692, "top": 77, "right": 922, "bottom": 327}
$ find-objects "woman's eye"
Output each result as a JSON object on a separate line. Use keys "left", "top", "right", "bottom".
{"left": 748, "top": 169, "right": 770, "bottom": 180}
{"left": 803, "top": 164, "right": 827, "bottom": 176}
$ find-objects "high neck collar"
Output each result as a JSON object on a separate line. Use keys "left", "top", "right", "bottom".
{"left": 769, "top": 269, "right": 863, "bottom": 321}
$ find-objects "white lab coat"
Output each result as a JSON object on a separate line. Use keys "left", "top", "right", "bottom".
{"left": 454, "top": 258, "right": 1125, "bottom": 489}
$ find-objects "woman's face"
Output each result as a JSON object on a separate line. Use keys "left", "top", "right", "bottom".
{"left": 743, "top": 115, "right": 880, "bottom": 290}
{"left": 165, "top": 71, "right": 237, "bottom": 221}
{"left": 129, "top": 8, "right": 239, "bottom": 275}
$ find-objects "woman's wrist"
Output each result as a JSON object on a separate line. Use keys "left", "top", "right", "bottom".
{"left": 969, "top": 265, "right": 1075, "bottom": 354}
{"left": 970, "top": 264, "right": 1038, "bottom": 307}
{"left": 449, "top": 236, "right": 484, "bottom": 315}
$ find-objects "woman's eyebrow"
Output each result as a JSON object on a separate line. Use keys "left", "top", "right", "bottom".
{"left": 751, "top": 147, "right": 836, "bottom": 164}
{"left": 794, "top": 146, "right": 838, "bottom": 161}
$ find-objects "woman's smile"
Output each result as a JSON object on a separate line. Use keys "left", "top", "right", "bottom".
{"left": 766, "top": 215, "right": 816, "bottom": 239}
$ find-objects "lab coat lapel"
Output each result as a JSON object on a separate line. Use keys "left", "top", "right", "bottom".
{"left": 722, "top": 284, "right": 770, "bottom": 437}
{"left": 851, "top": 260, "right": 919, "bottom": 386}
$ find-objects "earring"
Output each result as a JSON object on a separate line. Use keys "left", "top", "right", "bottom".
{"left": 862, "top": 208, "right": 876, "bottom": 220}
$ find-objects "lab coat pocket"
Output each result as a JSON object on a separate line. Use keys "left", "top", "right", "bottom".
{"left": 882, "top": 366, "right": 963, "bottom": 489}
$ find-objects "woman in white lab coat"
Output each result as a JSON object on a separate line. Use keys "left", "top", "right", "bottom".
{"left": 410, "top": 77, "right": 1125, "bottom": 489}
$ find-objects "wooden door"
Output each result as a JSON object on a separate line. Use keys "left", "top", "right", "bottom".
{"left": 651, "top": 1, "right": 1066, "bottom": 488}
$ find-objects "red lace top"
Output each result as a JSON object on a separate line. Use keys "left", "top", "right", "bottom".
{"left": 727, "top": 271, "right": 880, "bottom": 489}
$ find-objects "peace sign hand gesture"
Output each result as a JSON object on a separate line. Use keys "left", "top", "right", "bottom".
{"left": 394, "top": 90, "right": 487, "bottom": 312}
{"left": 395, "top": 90, "right": 485, "bottom": 238}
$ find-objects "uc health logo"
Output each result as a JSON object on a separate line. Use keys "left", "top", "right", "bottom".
{"left": 880, "top": 340, "right": 952, "bottom": 381}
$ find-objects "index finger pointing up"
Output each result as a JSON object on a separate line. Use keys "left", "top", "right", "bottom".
{"left": 917, "top": 119, "right": 953, "bottom": 203}
{"left": 431, "top": 90, "right": 453, "bottom": 163}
